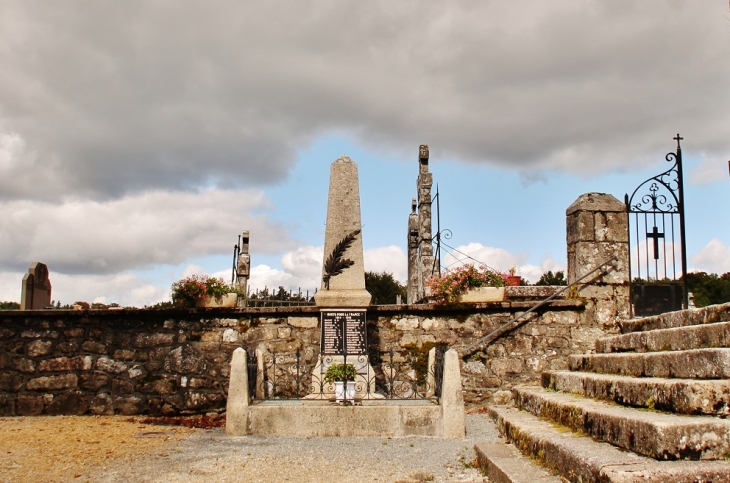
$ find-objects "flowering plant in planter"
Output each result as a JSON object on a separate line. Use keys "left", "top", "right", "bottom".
{"left": 171, "top": 275, "right": 239, "bottom": 307}
{"left": 324, "top": 363, "right": 358, "bottom": 384}
{"left": 425, "top": 264, "right": 507, "bottom": 304}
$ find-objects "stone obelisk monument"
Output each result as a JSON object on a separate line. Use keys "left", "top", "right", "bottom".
{"left": 310, "top": 155, "right": 377, "bottom": 400}
{"left": 314, "top": 156, "right": 371, "bottom": 307}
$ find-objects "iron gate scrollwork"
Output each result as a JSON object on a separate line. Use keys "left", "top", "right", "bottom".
{"left": 245, "top": 345, "right": 446, "bottom": 402}
{"left": 625, "top": 134, "right": 688, "bottom": 316}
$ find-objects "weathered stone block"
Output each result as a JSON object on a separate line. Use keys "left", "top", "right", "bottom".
{"left": 393, "top": 317, "right": 419, "bottom": 331}
{"left": 185, "top": 391, "right": 224, "bottom": 410}
{"left": 0, "top": 328, "right": 16, "bottom": 339}
{"left": 0, "top": 372, "right": 24, "bottom": 391}
{"left": 81, "top": 340, "right": 107, "bottom": 354}
{"left": 26, "top": 373, "right": 78, "bottom": 391}
{"left": 127, "top": 364, "right": 144, "bottom": 378}
{"left": 27, "top": 339, "right": 53, "bottom": 357}
{"left": 0, "top": 394, "right": 15, "bottom": 415}
{"left": 16, "top": 394, "right": 44, "bottom": 415}
{"left": 288, "top": 316, "right": 318, "bottom": 329}
{"left": 222, "top": 328, "right": 240, "bottom": 343}
{"left": 113, "top": 349, "right": 141, "bottom": 361}
{"left": 200, "top": 331, "right": 221, "bottom": 343}
{"left": 96, "top": 357, "right": 127, "bottom": 374}
{"left": 77, "top": 370, "right": 106, "bottom": 390}
{"left": 133, "top": 332, "right": 175, "bottom": 348}
{"left": 45, "top": 392, "right": 90, "bottom": 415}
{"left": 90, "top": 393, "right": 113, "bottom": 415}
{"left": 137, "top": 376, "right": 177, "bottom": 395}
{"left": 164, "top": 345, "right": 206, "bottom": 373}
{"left": 56, "top": 340, "right": 80, "bottom": 354}
{"left": 107, "top": 332, "right": 132, "bottom": 347}
{"left": 13, "top": 357, "right": 35, "bottom": 373}
{"left": 112, "top": 378, "right": 134, "bottom": 394}
{"left": 113, "top": 396, "right": 146, "bottom": 415}
{"left": 21, "top": 330, "right": 59, "bottom": 339}
{"left": 39, "top": 356, "right": 92, "bottom": 372}
{"left": 264, "top": 339, "right": 302, "bottom": 354}
{"left": 63, "top": 328, "right": 84, "bottom": 338}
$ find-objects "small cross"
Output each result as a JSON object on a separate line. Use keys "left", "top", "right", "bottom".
{"left": 646, "top": 226, "right": 665, "bottom": 260}
{"left": 674, "top": 133, "right": 683, "bottom": 150}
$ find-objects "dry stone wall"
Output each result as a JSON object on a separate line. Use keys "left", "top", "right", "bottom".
{"left": 0, "top": 287, "right": 618, "bottom": 416}
{"left": 0, "top": 192, "right": 630, "bottom": 416}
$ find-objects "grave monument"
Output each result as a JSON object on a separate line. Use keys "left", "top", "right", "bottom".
{"left": 235, "top": 230, "right": 250, "bottom": 295}
{"left": 312, "top": 155, "right": 376, "bottom": 399}
{"left": 406, "top": 145, "right": 437, "bottom": 304}
{"left": 20, "top": 262, "right": 52, "bottom": 310}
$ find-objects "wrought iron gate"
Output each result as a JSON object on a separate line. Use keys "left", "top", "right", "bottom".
{"left": 625, "top": 134, "right": 688, "bottom": 317}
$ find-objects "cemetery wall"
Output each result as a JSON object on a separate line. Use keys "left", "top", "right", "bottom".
{"left": 0, "top": 192, "right": 628, "bottom": 416}
{"left": 0, "top": 285, "right": 620, "bottom": 416}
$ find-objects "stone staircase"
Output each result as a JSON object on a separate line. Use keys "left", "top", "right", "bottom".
{"left": 476, "top": 302, "right": 730, "bottom": 483}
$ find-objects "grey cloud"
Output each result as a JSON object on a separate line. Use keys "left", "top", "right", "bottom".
{"left": 0, "top": 188, "right": 294, "bottom": 274}
{"left": 1, "top": 1, "right": 728, "bottom": 201}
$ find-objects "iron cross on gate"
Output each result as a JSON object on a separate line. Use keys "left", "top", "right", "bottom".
{"left": 646, "top": 226, "right": 665, "bottom": 260}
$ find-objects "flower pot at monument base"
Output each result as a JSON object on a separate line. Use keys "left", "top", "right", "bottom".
{"left": 457, "top": 287, "right": 505, "bottom": 303}
{"left": 334, "top": 381, "right": 356, "bottom": 402}
{"left": 195, "top": 293, "right": 238, "bottom": 308}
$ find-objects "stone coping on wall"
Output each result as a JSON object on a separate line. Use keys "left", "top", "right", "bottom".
{"left": 2, "top": 300, "right": 583, "bottom": 319}
{"left": 2, "top": 286, "right": 579, "bottom": 319}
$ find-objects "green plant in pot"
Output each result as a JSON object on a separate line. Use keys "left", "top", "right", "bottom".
{"left": 324, "top": 363, "right": 357, "bottom": 384}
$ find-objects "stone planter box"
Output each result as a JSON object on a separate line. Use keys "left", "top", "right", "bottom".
{"left": 195, "top": 293, "right": 238, "bottom": 308}
{"left": 457, "top": 287, "right": 505, "bottom": 303}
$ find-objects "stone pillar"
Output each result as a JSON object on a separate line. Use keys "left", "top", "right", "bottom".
{"left": 407, "top": 198, "right": 419, "bottom": 304}
{"left": 566, "top": 193, "right": 630, "bottom": 327}
{"left": 236, "top": 231, "right": 250, "bottom": 295}
{"left": 440, "top": 348, "right": 465, "bottom": 439}
{"left": 226, "top": 348, "right": 250, "bottom": 435}
{"left": 416, "top": 145, "right": 435, "bottom": 301}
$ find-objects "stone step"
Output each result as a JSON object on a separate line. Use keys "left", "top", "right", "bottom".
{"left": 542, "top": 370, "right": 730, "bottom": 416}
{"left": 619, "top": 302, "right": 730, "bottom": 333}
{"left": 474, "top": 442, "right": 563, "bottom": 483}
{"left": 595, "top": 321, "right": 730, "bottom": 354}
{"left": 489, "top": 405, "right": 730, "bottom": 483}
{"left": 570, "top": 348, "right": 730, "bottom": 379}
{"left": 513, "top": 386, "right": 730, "bottom": 460}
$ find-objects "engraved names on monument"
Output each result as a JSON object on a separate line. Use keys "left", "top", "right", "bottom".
{"left": 321, "top": 310, "right": 367, "bottom": 355}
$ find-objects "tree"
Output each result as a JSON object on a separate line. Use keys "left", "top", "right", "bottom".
{"left": 365, "top": 271, "right": 407, "bottom": 305}
{"left": 0, "top": 301, "right": 19, "bottom": 310}
{"left": 535, "top": 270, "right": 567, "bottom": 286}
{"left": 684, "top": 272, "right": 730, "bottom": 308}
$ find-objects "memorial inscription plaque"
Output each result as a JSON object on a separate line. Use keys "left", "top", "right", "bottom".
{"left": 320, "top": 310, "right": 367, "bottom": 355}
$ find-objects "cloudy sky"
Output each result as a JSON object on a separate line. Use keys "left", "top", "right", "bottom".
{"left": 1, "top": 1, "right": 729, "bottom": 306}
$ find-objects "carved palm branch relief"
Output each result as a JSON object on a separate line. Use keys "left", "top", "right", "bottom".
{"left": 323, "top": 229, "right": 361, "bottom": 289}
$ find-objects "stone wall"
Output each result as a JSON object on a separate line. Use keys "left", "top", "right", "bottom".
{"left": 0, "top": 286, "right": 612, "bottom": 416}
{"left": 0, "top": 192, "right": 630, "bottom": 416}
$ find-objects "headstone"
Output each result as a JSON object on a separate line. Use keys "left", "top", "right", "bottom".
{"left": 236, "top": 230, "right": 250, "bottom": 295}
{"left": 20, "top": 262, "right": 52, "bottom": 310}
{"left": 313, "top": 156, "right": 371, "bottom": 308}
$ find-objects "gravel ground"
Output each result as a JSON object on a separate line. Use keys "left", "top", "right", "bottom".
{"left": 90, "top": 413, "right": 501, "bottom": 483}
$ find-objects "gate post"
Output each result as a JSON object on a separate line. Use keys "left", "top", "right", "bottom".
{"left": 567, "top": 193, "right": 630, "bottom": 328}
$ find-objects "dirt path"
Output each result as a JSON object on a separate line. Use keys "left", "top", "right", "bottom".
{"left": 0, "top": 415, "right": 197, "bottom": 483}
{"left": 0, "top": 413, "right": 497, "bottom": 483}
